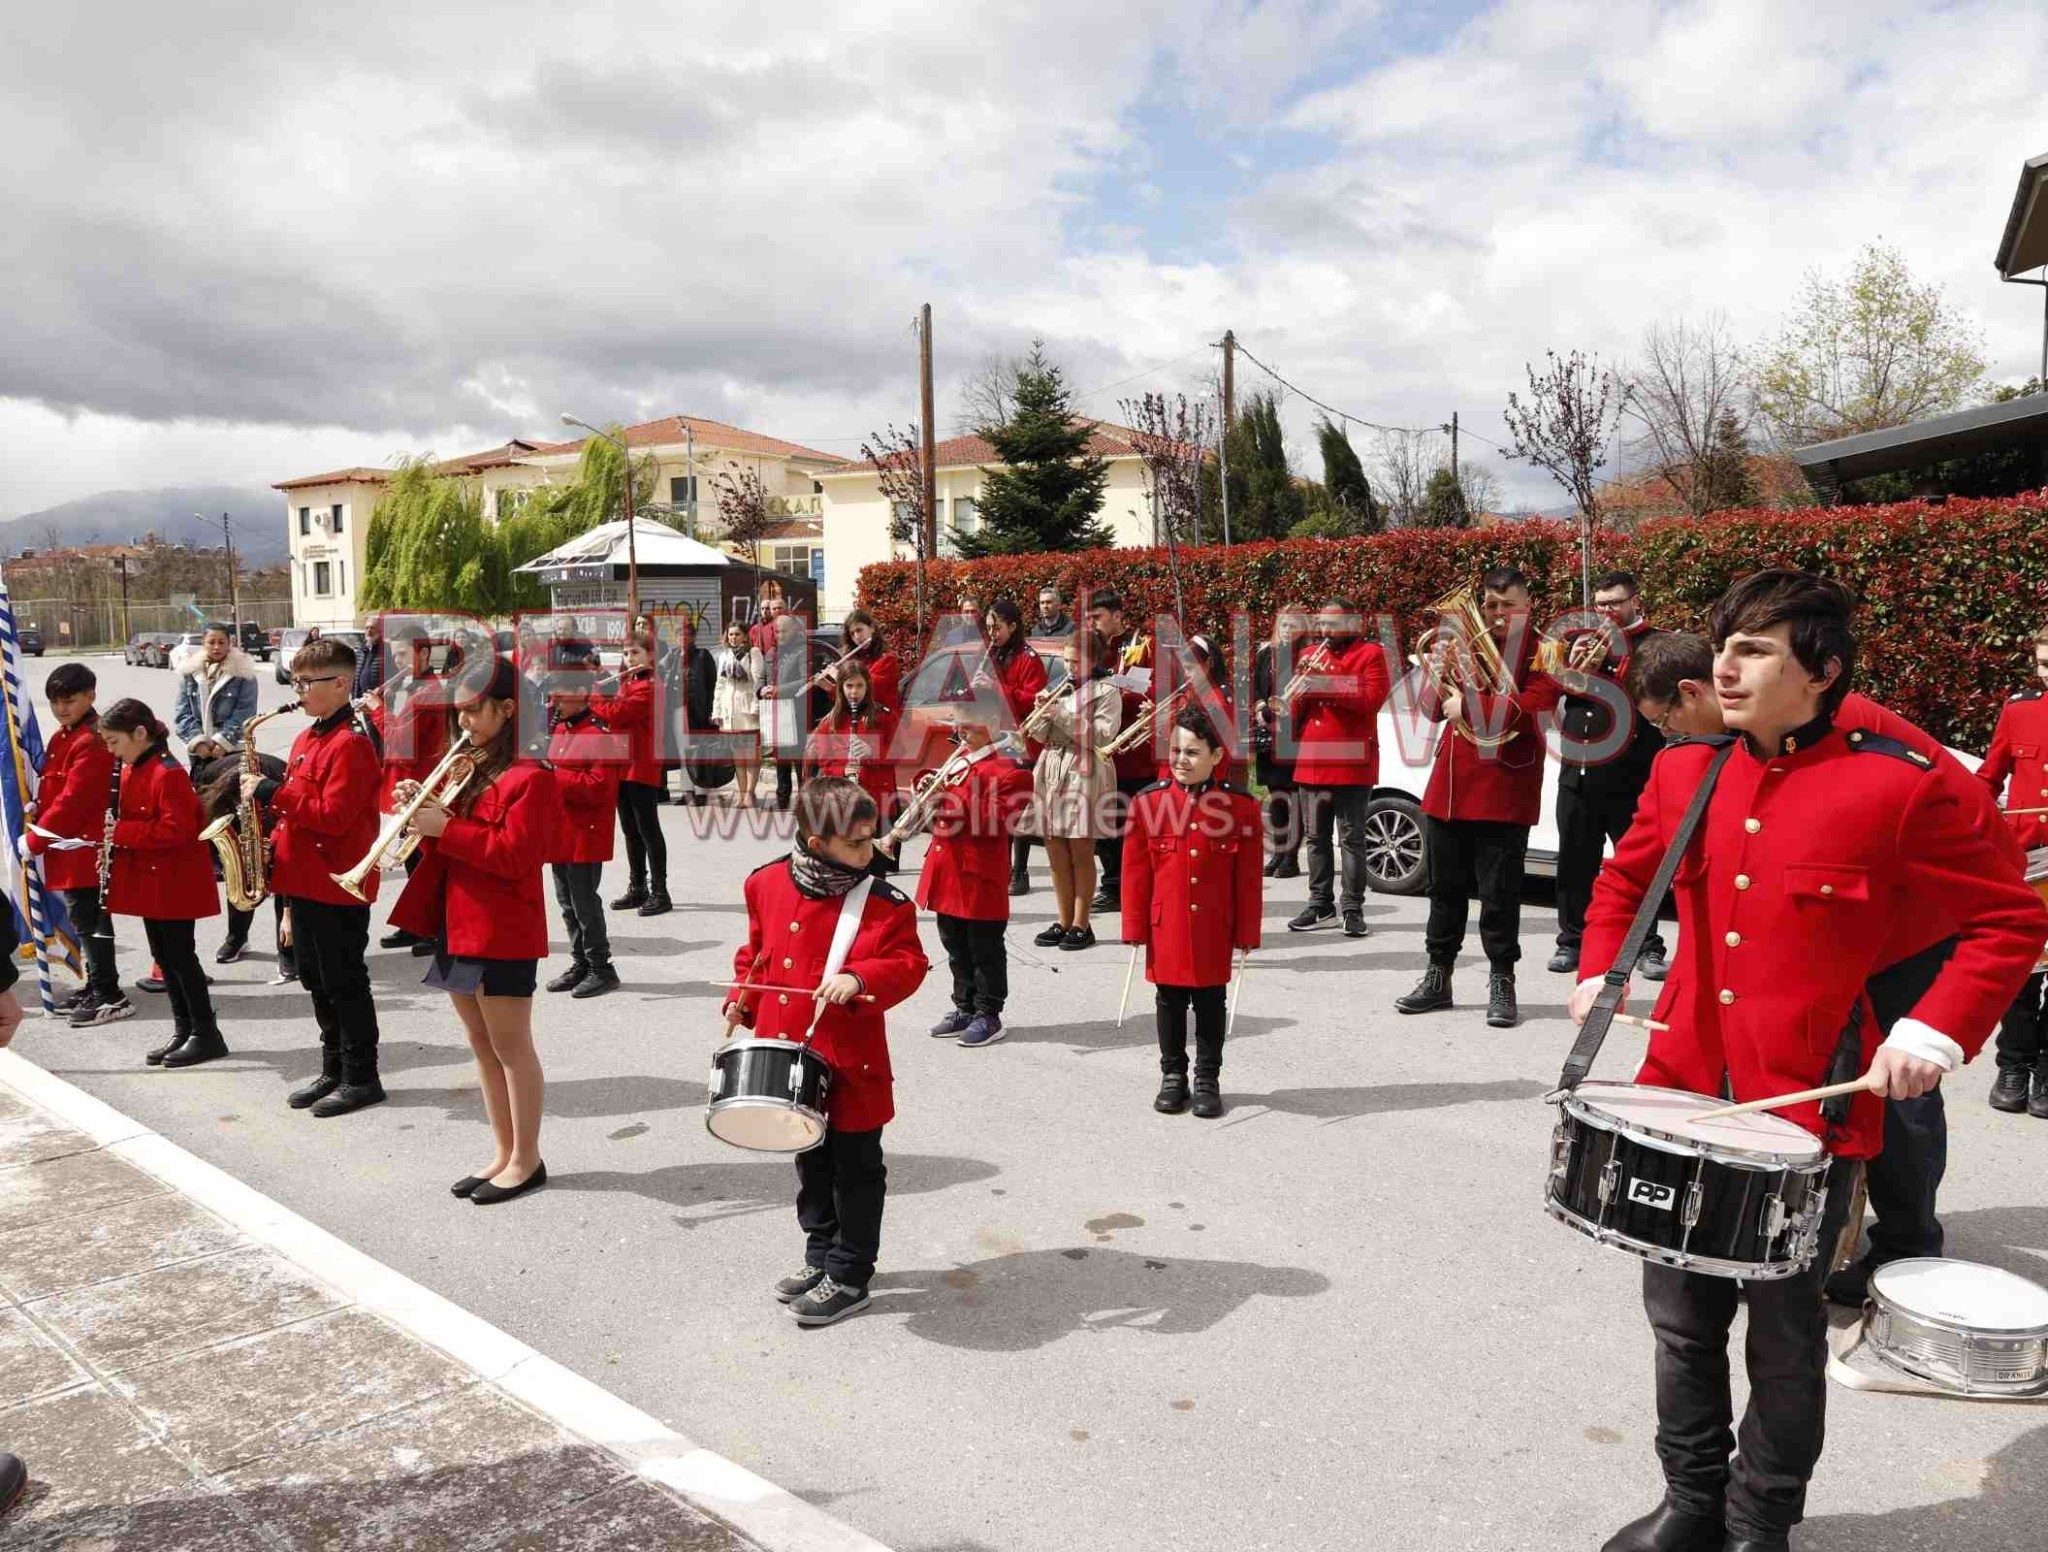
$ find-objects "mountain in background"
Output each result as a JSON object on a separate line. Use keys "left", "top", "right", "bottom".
{"left": 0, "top": 485, "right": 291, "bottom": 565}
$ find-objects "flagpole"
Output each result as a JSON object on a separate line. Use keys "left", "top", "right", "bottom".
{"left": 0, "top": 586, "right": 54, "bottom": 1013}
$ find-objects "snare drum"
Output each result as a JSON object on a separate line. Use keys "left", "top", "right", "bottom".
{"left": 707, "top": 1037, "right": 832, "bottom": 1153}
{"left": 1866, "top": 1258, "right": 2048, "bottom": 1396}
{"left": 1547, "top": 1082, "right": 1831, "bottom": 1280}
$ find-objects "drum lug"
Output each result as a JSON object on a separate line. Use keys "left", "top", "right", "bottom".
{"left": 788, "top": 1065, "right": 804, "bottom": 1097}
{"left": 1760, "top": 1193, "right": 1788, "bottom": 1244}
{"left": 1597, "top": 1158, "right": 1621, "bottom": 1206}
{"left": 1548, "top": 1122, "right": 1573, "bottom": 1182}
{"left": 1680, "top": 1179, "right": 1703, "bottom": 1230}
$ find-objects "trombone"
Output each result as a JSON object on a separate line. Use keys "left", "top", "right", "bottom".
{"left": 330, "top": 733, "right": 477, "bottom": 901}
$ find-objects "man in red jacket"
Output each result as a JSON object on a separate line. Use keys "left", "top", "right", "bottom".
{"left": 1280, "top": 599, "right": 1391, "bottom": 939}
{"left": 1975, "top": 619, "right": 2048, "bottom": 1116}
{"left": 1570, "top": 571, "right": 2048, "bottom": 1552}
{"left": 544, "top": 643, "right": 624, "bottom": 999}
{"left": 248, "top": 637, "right": 389, "bottom": 1118}
{"left": 29, "top": 663, "right": 129, "bottom": 1025}
{"left": 1396, "top": 566, "right": 1563, "bottom": 1028}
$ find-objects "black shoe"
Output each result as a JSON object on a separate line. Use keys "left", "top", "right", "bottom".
{"left": 136, "top": 972, "right": 166, "bottom": 993}
{"left": 1262, "top": 854, "right": 1283, "bottom": 877}
{"left": 1288, "top": 905, "right": 1336, "bottom": 932}
{"left": 1486, "top": 972, "right": 1518, "bottom": 1028}
{"left": 545, "top": 961, "right": 590, "bottom": 993}
{"left": 213, "top": 937, "right": 247, "bottom": 965}
{"left": 789, "top": 1274, "right": 870, "bottom": 1326}
{"left": 1032, "top": 923, "right": 1066, "bottom": 947}
{"left": 571, "top": 964, "right": 621, "bottom": 998}
{"left": 1191, "top": 1075, "right": 1224, "bottom": 1119}
{"left": 1991, "top": 1069, "right": 2030, "bottom": 1112}
{"left": 161, "top": 1032, "right": 229, "bottom": 1068}
{"left": 0, "top": 1449, "right": 24, "bottom": 1517}
{"left": 380, "top": 929, "right": 422, "bottom": 950}
{"left": 1342, "top": 911, "right": 1368, "bottom": 939}
{"left": 288, "top": 1075, "right": 342, "bottom": 1110}
{"left": 1547, "top": 945, "right": 1580, "bottom": 974}
{"left": 610, "top": 887, "right": 647, "bottom": 912}
{"left": 1395, "top": 964, "right": 1453, "bottom": 1014}
{"left": 1273, "top": 856, "right": 1301, "bottom": 879}
{"left": 1723, "top": 1538, "right": 1791, "bottom": 1552}
{"left": 637, "top": 892, "right": 672, "bottom": 917}
{"left": 1598, "top": 1501, "right": 1724, "bottom": 1552}
{"left": 1060, "top": 926, "right": 1096, "bottom": 951}
{"left": 471, "top": 1162, "right": 547, "bottom": 1204}
{"left": 774, "top": 1264, "right": 828, "bottom": 1303}
{"left": 53, "top": 985, "right": 88, "bottom": 1014}
{"left": 2031, "top": 1070, "right": 2048, "bottom": 1121}
{"left": 1009, "top": 869, "right": 1031, "bottom": 897}
{"left": 1154, "top": 1073, "right": 1190, "bottom": 1114}
{"left": 145, "top": 1032, "right": 190, "bottom": 1066}
{"left": 450, "top": 1175, "right": 487, "bottom": 1199}
{"left": 1091, "top": 887, "right": 1119, "bottom": 912}
{"left": 1823, "top": 1258, "right": 1875, "bottom": 1309}
{"left": 1639, "top": 947, "right": 1670, "bottom": 983}
{"left": 410, "top": 939, "right": 435, "bottom": 956}
{"left": 310, "top": 1082, "right": 386, "bottom": 1119}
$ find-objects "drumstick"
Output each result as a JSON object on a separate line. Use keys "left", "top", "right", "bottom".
{"left": 1116, "top": 945, "right": 1138, "bottom": 1029}
{"left": 2004, "top": 805, "right": 2048, "bottom": 816}
{"left": 1612, "top": 1013, "right": 1670, "bottom": 1032}
{"left": 708, "top": 980, "right": 876, "bottom": 1003}
{"left": 1692, "top": 1071, "right": 1883, "bottom": 1121}
{"left": 1225, "top": 948, "right": 1248, "bottom": 1041}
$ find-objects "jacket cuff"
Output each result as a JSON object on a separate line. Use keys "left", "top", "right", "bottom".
{"left": 255, "top": 778, "right": 280, "bottom": 804}
{"left": 1881, "top": 1018, "right": 1964, "bottom": 1073}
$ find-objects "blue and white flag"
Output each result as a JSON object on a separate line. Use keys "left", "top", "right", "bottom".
{"left": 0, "top": 570, "right": 81, "bottom": 1011}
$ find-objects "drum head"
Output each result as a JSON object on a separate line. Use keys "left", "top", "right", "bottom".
{"left": 1871, "top": 1258, "right": 2048, "bottom": 1333}
{"left": 707, "top": 1100, "right": 828, "bottom": 1153}
{"left": 1566, "top": 1082, "right": 1824, "bottom": 1163}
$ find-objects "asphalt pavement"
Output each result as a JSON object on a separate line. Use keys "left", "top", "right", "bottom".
{"left": 9, "top": 654, "right": 2047, "bottom": 1552}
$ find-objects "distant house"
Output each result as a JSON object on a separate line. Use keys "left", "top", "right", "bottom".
{"left": 1597, "top": 456, "right": 1807, "bottom": 526}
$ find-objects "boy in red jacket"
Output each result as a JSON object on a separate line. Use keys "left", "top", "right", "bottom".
{"left": 543, "top": 643, "right": 624, "bottom": 998}
{"left": 30, "top": 663, "right": 129, "bottom": 1025}
{"left": 1122, "top": 709, "right": 1263, "bottom": 1117}
{"left": 725, "top": 776, "right": 929, "bottom": 1326}
{"left": 1978, "top": 619, "right": 2048, "bottom": 1115}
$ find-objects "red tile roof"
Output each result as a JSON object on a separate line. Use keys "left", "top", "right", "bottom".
{"left": 273, "top": 466, "right": 391, "bottom": 492}
{"left": 524, "top": 415, "right": 849, "bottom": 466}
{"left": 826, "top": 418, "right": 1155, "bottom": 475}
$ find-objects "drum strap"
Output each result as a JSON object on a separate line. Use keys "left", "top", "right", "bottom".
{"left": 1558, "top": 739, "right": 1737, "bottom": 1090}
{"left": 798, "top": 877, "right": 875, "bottom": 1047}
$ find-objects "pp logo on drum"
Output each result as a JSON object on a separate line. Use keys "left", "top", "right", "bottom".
{"left": 1626, "top": 1179, "right": 1677, "bottom": 1212}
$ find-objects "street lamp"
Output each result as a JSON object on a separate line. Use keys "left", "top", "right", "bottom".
{"left": 560, "top": 413, "right": 639, "bottom": 626}
{"left": 190, "top": 511, "right": 240, "bottom": 633}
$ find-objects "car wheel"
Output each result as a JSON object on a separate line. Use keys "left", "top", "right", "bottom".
{"left": 1361, "top": 793, "right": 1428, "bottom": 895}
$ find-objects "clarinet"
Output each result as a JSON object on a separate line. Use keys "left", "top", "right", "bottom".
{"left": 96, "top": 759, "right": 120, "bottom": 910}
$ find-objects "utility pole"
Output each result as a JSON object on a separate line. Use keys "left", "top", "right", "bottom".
{"left": 1449, "top": 411, "right": 1459, "bottom": 483}
{"left": 113, "top": 553, "right": 130, "bottom": 645}
{"left": 1221, "top": 330, "right": 1236, "bottom": 431}
{"left": 685, "top": 421, "right": 698, "bottom": 541}
{"left": 919, "top": 304, "right": 938, "bottom": 567}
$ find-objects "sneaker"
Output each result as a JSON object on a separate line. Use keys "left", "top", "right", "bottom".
{"left": 1288, "top": 905, "right": 1336, "bottom": 933}
{"left": 1272, "top": 857, "right": 1301, "bottom": 879}
{"left": 958, "top": 1013, "right": 1006, "bottom": 1047}
{"left": 76, "top": 995, "right": 135, "bottom": 1028}
{"left": 1154, "top": 1073, "right": 1190, "bottom": 1114}
{"left": 270, "top": 968, "right": 300, "bottom": 985}
{"left": 1262, "top": 855, "right": 1283, "bottom": 878}
{"left": 1639, "top": 946, "right": 1671, "bottom": 983}
{"left": 1032, "top": 923, "right": 1067, "bottom": 947}
{"left": 789, "top": 1274, "right": 871, "bottom": 1326}
{"left": 545, "top": 961, "right": 591, "bottom": 994}
{"left": 1091, "top": 887, "right": 1119, "bottom": 912}
{"left": 2032, "top": 1071, "right": 2048, "bottom": 1121}
{"left": 774, "top": 1264, "right": 828, "bottom": 1303}
{"left": 1342, "top": 911, "right": 1368, "bottom": 939}
{"left": 52, "top": 985, "right": 89, "bottom": 1015}
{"left": 1547, "top": 946, "right": 1580, "bottom": 974}
{"left": 929, "top": 1009, "right": 974, "bottom": 1038}
{"left": 213, "top": 938, "right": 247, "bottom": 965}
{"left": 136, "top": 966, "right": 166, "bottom": 993}
{"left": 1991, "top": 1069, "right": 2030, "bottom": 1113}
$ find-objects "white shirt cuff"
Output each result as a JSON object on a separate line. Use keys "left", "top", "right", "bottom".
{"left": 1881, "top": 1017, "right": 1963, "bottom": 1073}
{"left": 1577, "top": 976, "right": 1614, "bottom": 998}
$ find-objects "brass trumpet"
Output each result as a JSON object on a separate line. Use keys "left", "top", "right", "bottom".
{"left": 1534, "top": 627, "right": 1611, "bottom": 678}
{"left": 1101, "top": 681, "right": 1197, "bottom": 759}
{"left": 1411, "top": 583, "right": 1520, "bottom": 751}
{"left": 330, "top": 733, "right": 476, "bottom": 901}
{"left": 1276, "top": 641, "right": 1334, "bottom": 705}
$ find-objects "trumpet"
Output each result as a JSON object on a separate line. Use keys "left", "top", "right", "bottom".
{"left": 330, "top": 733, "right": 476, "bottom": 901}
{"left": 1011, "top": 681, "right": 1074, "bottom": 747}
{"left": 1276, "top": 642, "right": 1334, "bottom": 705}
{"left": 1102, "top": 681, "right": 1197, "bottom": 759}
{"left": 201, "top": 702, "right": 299, "bottom": 911}
{"left": 1534, "top": 627, "right": 1612, "bottom": 678}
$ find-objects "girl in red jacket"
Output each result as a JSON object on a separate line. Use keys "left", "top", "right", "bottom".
{"left": 97, "top": 699, "right": 225, "bottom": 1068}
{"left": 837, "top": 609, "right": 901, "bottom": 724}
{"left": 594, "top": 635, "right": 670, "bottom": 916}
{"left": 389, "top": 659, "right": 561, "bottom": 1206}
{"left": 803, "top": 661, "right": 897, "bottom": 815}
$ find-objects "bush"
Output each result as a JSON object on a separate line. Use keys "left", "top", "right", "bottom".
{"left": 855, "top": 492, "right": 2048, "bottom": 749}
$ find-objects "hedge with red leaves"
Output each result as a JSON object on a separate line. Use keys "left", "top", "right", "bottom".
{"left": 855, "top": 493, "right": 2048, "bottom": 750}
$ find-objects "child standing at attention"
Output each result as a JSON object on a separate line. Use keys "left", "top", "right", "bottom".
{"left": 30, "top": 663, "right": 130, "bottom": 1026}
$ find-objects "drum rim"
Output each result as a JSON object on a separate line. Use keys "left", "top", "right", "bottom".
{"left": 712, "top": 1035, "right": 833, "bottom": 1065}
{"left": 1868, "top": 1257, "right": 2048, "bottom": 1337}
{"left": 703, "top": 1097, "right": 830, "bottom": 1153}
{"left": 1543, "top": 1201, "right": 1805, "bottom": 1280}
{"left": 1559, "top": 1082, "right": 1827, "bottom": 1168}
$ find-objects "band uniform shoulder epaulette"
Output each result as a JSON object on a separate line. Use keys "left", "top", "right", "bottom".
{"left": 1844, "top": 728, "right": 1935, "bottom": 769}
{"left": 1134, "top": 778, "right": 1174, "bottom": 798}
{"left": 2013, "top": 688, "right": 2044, "bottom": 703}
{"left": 871, "top": 879, "right": 911, "bottom": 907}
{"left": 1215, "top": 780, "right": 1254, "bottom": 798}
{"left": 1663, "top": 733, "right": 1737, "bottom": 748}
{"left": 748, "top": 857, "right": 784, "bottom": 880}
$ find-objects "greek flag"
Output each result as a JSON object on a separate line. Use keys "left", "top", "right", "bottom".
{"left": 0, "top": 570, "right": 81, "bottom": 1011}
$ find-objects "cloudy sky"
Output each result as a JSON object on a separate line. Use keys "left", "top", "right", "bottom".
{"left": 3, "top": 0, "right": 2045, "bottom": 520}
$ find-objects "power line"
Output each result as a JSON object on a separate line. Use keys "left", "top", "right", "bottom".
{"left": 1073, "top": 343, "right": 1218, "bottom": 403}
{"left": 1229, "top": 337, "right": 1517, "bottom": 458}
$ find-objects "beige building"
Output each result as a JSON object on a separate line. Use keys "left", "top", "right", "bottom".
{"left": 813, "top": 422, "right": 1159, "bottom": 618}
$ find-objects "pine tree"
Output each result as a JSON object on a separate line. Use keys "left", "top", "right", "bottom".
{"left": 1315, "top": 417, "right": 1380, "bottom": 534}
{"left": 956, "top": 342, "right": 1113, "bottom": 556}
{"left": 1695, "top": 409, "right": 1758, "bottom": 512}
{"left": 1419, "top": 466, "right": 1471, "bottom": 528}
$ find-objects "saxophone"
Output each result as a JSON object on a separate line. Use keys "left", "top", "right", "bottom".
{"left": 200, "top": 703, "right": 298, "bottom": 911}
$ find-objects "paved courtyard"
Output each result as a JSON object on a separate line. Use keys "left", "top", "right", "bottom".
{"left": 7, "top": 655, "right": 2047, "bottom": 1551}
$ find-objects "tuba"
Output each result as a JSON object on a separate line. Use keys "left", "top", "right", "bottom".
{"left": 330, "top": 733, "right": 476, "bottom": 902}
{"left": 200, "top": 703, "right": 298, "bottom": 911}
{"left": 1411, "top": 584, "right": 1520, "bottom": 751}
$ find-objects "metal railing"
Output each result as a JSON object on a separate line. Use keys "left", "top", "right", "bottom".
{"left": 6, "top": 597, "right": 294, "bottom": 652}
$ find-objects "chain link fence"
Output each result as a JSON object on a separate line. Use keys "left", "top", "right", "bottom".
{"left": 8, "top": 597, "right": 295, "bottom": 652}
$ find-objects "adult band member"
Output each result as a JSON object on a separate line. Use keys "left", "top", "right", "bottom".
{"left": 543, "top": 642, "right": 623, "bottom": 998}
{"left": 1283, "top": 600, "right": 1391, "bottom": 939}
{"left": 364, "top": 630, "right": 446, "bottom": 952}
{"left": 1396, "top": 566, "right": 1562, "bottom": 1028}
{"left": 1086, "top": 590, "right": 1153, "bottom": 912}
{"left": 29, "top": 664, "right": 129, "bottom": 1025}
{"left": 1550, "top": 570, "right": 1665, "bottom": 978}
{"left": 972, "top": 596, "right": 1048, "bottom": 899}
{"left": 251, "top": 636, "right": 388, "bottom": 1117}
{"left": 388, "top": 659, "right": 560, "bottom": 1206}
{"left": 1250, "top": 603, "right": 1310, "bottom": 878}
{"left": 595, "top": 635, "right": 671, "bottom": 916}
{"left": 1978, "top": 619, "right": 2048, "bottom": 1117}
{"left": 1572, "top": 571, "right": 2047, "bottom": 1552}
{"left": 174, "top": 623, "right": 262, "bottom": 963}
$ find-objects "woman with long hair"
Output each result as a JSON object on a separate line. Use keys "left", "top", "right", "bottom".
{"left": 803, "top": 660, "right": 897, "bottom": 817}
{"left": 978, "top": 598, "right": 1047, "bottom": 723}
{"left": 713, "top": 620, "right": 764, "bottom": 808}
{"left": 387, "top": 659, "right": 559, "bottom": 1205}
{"left": 839, "top": 608, "right": 901, "bottom": 720}
{"left": 1030, "top": 633, "right": 1119, "bottom": 950}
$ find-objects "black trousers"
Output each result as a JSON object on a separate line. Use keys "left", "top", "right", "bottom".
{"left": 795, "top": 1125, "right": 886, "bottom": 1287}
{"left": 551, "top": 861, "right": 611, "bottom": 968}
{"left": 226, "top": 895, "right": 295, "bottom": 974}
{"left": 616, "top": 780, "right": 667, "bottom": 892}
{"left": 1262, "top": 788, "right": 1300, "bottom": 864}
{"left": 287, "top": 898, "right": 380, "bottom": 1085}
{"left": 935, "top": 913, "right": 1007, "bottom": 1015}
{"left": 1301, "top": 784, "right": 1371, "bottom": 915}
{"left": 1554, "top": 776, "right": 1664, "bottom": 958}
{"left": 61, "top": 886, "right": 120, "bottom": 1001}
{"left": 1156, "top": 984, "right": 1225, "bottom": 1076}
{"left": 1852, "top": 938, "right": 1957, "bottom": 1266}
{"left": 1994, "top": 972, "right": 2048, "bottom": 1072}
{"left": 1422, "top": 817, "right": 1529, "bottom": 969}
{"left": 141, "top": 918, "right": 219, "bottom": 1040}
{"left": 1094, "top": 777, "right": 1152, "bottom": 892}
{"left": 775, "top": 760, "right": 796, "bottom": 808}
{"left": 1642, "top": 1158, "right": 1861, "bottom": 1539}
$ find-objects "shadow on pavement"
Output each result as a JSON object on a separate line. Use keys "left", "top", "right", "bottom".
{"left": 380, "top": 1074, "right": 709, "bottom": 1121}
{"left": 1926, "top": 1203, "right": 2048, "bottom": 1283}
{"left": 1003, "top": 1013, "right": 1295, "bottom": 1057}
{"left": 1231, "top": 1077, "right": 1551, "bottom": 1121}
{"left": 1798, "top": 1420, "right": 2048, "bottom": 1551}
{"left": 551, "top": 1152, "right": 1000, "bottom": 1226}
{"left": 871, "top": 1246, "right": 1329, "bottom": 1353}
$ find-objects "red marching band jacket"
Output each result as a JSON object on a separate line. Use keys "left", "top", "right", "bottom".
{"left": 268, "top": 710, "right": 385, "bottom": 907}
{"left": 389, "top": 761, "right": 560, "bottom": 959}
{"left": 1582, "top": 724, "right": 2048, "bottom": 1158}
{"left": 592, "top": 668, "right": 665, "bottom": 789}
{"left": 913, "top": 747, "right": 1035, "bottom": 923}
{"left": 805, "top": 704, "right": 900, "bottom": 812}
{"left": 546, "top": 710, "right": 623, "bottom": 865}
{"left": 1287, "top": 636, "right": 1392, "bottom": 788}
{"left": 1120, "top": 781, "right": 1263, "bottom": 989}
{"left": 730, "top": 860, "right": 931, "bottom": 1132}
{"left": 988, "top": 643, "right": 1049, "bottom": 726}
{"left": 1105, "top": 632, "right": 1156, "bottom": 785}
{"left": 1978, "top": 687, "right": 2048, "bottom": 852}
{"left": 106, "top": 748, "right": 219, "bottom": 921}
{"left": 1419, "top": 627, "right": 1564, "bottom": 825}
{"left": 28, "top": 714, "right": 114, "bottom": 892}
{"left": 855, "top": 649, "right": 902, "bottom": 725}
{"left": 369, "top": 682, "right": 449, "bottom": 812}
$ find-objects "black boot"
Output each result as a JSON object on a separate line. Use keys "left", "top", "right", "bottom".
{"left": 1394, "top": 963, "right": 1452, "bottom": 1014}
{"left": 2031, "top": 1069, "right": 2048, "bottom": 1120}
{"left": 1486, "top": 971, "right": 1518, "bottom": 1029}
{"left": 545, "top": 959, "right": 590, "bottom": 994}
{"left": 1990, "top": 1068, "right": 2030, "bottom": 1112}
{"left": 1598, "top": 1501, "right": 1724, "bottom": 1552}
{"left": 1546, "top": 944, "right": 1579, "bottom": 973}
{"left": 310, "top": 1081, "right": 388, "bottom": 1118}
{"left": 637, "top": 890, "right": 672, "bottom": 917}
{"left": 610, "top": 885, "right": 647, "bottom": 912}
{"left": 1154, "top": 1072, "right": 1190, "bottom": 1113}
{"left": 145, "top": 1028, "right": 191, "bottom": 1066}
{"left": 1722, "top": 1538, "right": 1790, "bottom": 1552}
{"left": 1191, "top": 1069, "right": 1224, "bottom": 1119}
{"left": 571, "top": 963, "right": 621, "bottom": 998}
{"left": 288, "top": 1073, "right": 342, "bottom": 1110}
{"left": 161, "top": 1030, "right": 229, "bottom": 1068}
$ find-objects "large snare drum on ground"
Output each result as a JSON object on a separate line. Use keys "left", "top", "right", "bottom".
{"left": 1547, "top": 1082, "right": 1831, "bottom": 1280}
{"left": 1866, "top": 1258, "right": 2048, "bottom": 1396}
{"left": 707, "top": 1037, "right": 832, "bottom": 1153}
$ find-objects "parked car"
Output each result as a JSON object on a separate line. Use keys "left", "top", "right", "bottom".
{"left": 123, "top": 632, "right": 150, "bottom": 666}
{"left": 18, "top": 626, "right": 43, "bottom": 656}
{"left": 237, "top": 622, "right": 271, "bottom": 660}
{"left": 137, "top": 632, "right": 182, "bottom": 668}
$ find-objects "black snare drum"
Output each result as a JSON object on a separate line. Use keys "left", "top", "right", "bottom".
{"left": 707, "top": 1037, "right": 832, "bottom": 1153}
{"left": 1546, "top": 1082, "right": 1831, "bottom": 1280}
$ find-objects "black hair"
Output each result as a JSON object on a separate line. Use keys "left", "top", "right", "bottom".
{"left": 1171, "top": 704, "right": 1223, "bottom": 751}
{"left": 203, "top": 621, "right": 232, "bottom": 639}
{"left": 1707, "top": 569, "right": 1856, "bottom": 714}
{"left": 46, "top": 663, "right": 96, "bottom": 698}
{"left": 1088, "top": 589, "right": 1125, "bottom": 616}
{"left": 1595, "top": 570, "right": 1640, "bottom": 596}
{"left": 986, "top": 597, "right": 1026, "bottom": 663}
{"left": 844, "top": 608, "right": 886, "bottom": 653}
{"left": 795, "top": 775, "right": 878, "bottom": 847}
{"left": 1623, "top": 631, "right": 1713, "bottom": 704}
{"left": 101, "top": 698, "right": 169, "bottom": 744}
{"left": 1479, "top": 566, "right": 1530, "bottom": 595}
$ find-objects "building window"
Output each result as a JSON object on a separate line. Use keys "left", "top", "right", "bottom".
{"left": 338, "top": 560, "right": 346, "bottom": 593}
{"left": 937, "top": 496, "right": 981, "bottom": 558}
{"left": 298, "top": 506, "right": 311, "bottom": 536}
{"left": 768, "top": 544, "right": 821, "bottom": 579}
{"left": 331, "top": 503, "right": 344, "bottom": 534}
{"left": 313, "top": 561, "right": 332, "bottom": 597}
{"left": 669, "top": 476, "right": 698, "bottom": 508}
